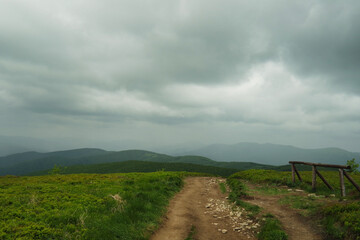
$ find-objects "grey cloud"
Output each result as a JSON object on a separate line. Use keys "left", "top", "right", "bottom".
{"left": 269, "top": 1, "right": 360, "bottom": 92}
{"left": 1, "top": 0, "right": 360, "bottom": 152}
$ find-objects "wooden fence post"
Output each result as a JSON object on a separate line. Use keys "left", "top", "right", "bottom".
{"left": 312, "top": 165, "right": 317, "bottom": 191}
{"left": 291, "top": 163, "right": 295, "bottom": 183}
{"left": 339, "top": 169, "right": 346, "bottom": 197}
{"left": 289, "top": 161, "right": 360, "bottom": 196}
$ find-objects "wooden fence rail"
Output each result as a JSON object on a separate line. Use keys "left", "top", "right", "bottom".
{"left": 288, "top": 161, "right": 360, "bottom": 197}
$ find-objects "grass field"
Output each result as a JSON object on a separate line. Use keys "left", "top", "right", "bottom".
{"left": 0, "top": 171, "right": 204, "bottom": 240}
{"left": 229, "top": 169, "right": 360, "bottom": 240}
{"left": 231, "top": 169, "right": 360, "bottom": 197}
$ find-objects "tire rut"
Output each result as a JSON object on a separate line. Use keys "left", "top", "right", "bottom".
{"left": 243, "top": 185, "right": 323, "bottom": 240}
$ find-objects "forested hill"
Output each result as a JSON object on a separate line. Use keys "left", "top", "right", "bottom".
{"left": 29, "top": 160, "right": 239, "bottom": 177}
{"left": 0, "top": 148, "right": 281, "bottom": 176}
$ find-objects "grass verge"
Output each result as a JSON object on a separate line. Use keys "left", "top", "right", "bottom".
{"left": 258, "top": 214, "right": 288, "bottom": 240}
{"left": 226, "top": 177, "right": 260, "bottom": 215}
{"left": 218, "top": 182, "right": 227, "bottom": 194}
{"left": 227, "top": 175, "right": 288, "bottom": 239}
{"left": 250, "top": 184, "right": 289, "bottom": 195}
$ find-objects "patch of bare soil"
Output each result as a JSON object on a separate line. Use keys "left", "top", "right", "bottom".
{"left": 151, "top": 177, "right": 257, "bottom": 240}
{"left": 243, "top": 183, "right": 324, "bottom": 240}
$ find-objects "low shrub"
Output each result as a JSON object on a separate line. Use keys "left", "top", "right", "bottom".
{"left": 321, "top": 201, "right": 360, "bottom": 240}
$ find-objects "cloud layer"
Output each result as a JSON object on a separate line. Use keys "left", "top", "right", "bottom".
{"left": 1, "top": 0, "right": 360, "bottom": 152}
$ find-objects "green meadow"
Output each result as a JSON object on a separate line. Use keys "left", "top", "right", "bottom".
{"left": 0, "top": 172, "right": 203, "bottom": 240}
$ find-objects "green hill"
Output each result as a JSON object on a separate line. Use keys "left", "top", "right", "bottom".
{"left": 0, "top": 148, "right": 285, "bottom": 176}
{"left": 30, "top": 160, "right": 238, "bottom": 177}
{"left": 0, "top": 148, "right": 108, "bottom": 168}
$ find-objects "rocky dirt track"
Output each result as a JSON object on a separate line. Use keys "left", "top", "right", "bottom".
{"left": 151, "top": 177, "right": 258, "bottom": 240}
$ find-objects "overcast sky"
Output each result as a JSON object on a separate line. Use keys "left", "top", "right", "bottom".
{"left": 1, "top": 0, "right": 360, "bottom": 153}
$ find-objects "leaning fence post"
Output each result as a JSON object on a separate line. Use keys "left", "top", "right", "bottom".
{"left": 315, "top": 169, "right": 334, "bottom": 190}
{"left": 343, "top": 171, "right": 360, "bottom": 193}
{"left": 312, "top": 165, "right": 317, "bottom": 191}
{"left": 294, "top": 165, "right": 302, "bottom": 182}
{"left": 339, "top": 168, "right": 346, "bottom": 197}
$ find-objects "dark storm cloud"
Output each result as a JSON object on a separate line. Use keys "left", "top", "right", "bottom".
{"left": 2, "top": 0, "right": 359, "bottom": 92}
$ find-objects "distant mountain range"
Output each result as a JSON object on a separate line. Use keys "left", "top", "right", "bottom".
{"left": 0, "top": 143, "right": 358, "bottom": 176}
{"left": 176, "top": 142, "right": 359, "bottom": 166}
{"left": 0, "top": 135, "right": 67, "bottom": 156}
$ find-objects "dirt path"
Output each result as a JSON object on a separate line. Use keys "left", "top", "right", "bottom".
{"left": 243, "top": 184, "right": 323, "bottom": 240}
{"left": 151, "top": 177, "right": 257, "bottom": 240}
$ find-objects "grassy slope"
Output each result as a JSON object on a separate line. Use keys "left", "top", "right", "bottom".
{"left": 230, "top": 169, "right": 360, "bottom": 239}
{"left": 231, "top": 169, "right": 360, "bottom": 196}
{"left": 0, "top": 172, "right": 205, "bottom": 240}
{"left": 30, "top": 160, "right": 238, "bottom": 177}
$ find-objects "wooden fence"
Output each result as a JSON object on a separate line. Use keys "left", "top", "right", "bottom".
{"left": 289, "top": 161, "right": 360, "bottom": 197}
